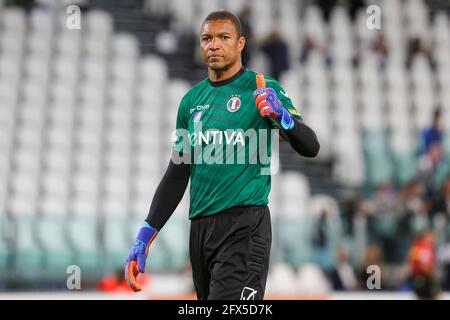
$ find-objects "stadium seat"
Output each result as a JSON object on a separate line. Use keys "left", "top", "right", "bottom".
{"left": 112, "top": 33, "right": 139, "bottom": 60}
{"left": 36, "top": 213, "right": 73, "bottom": 269}
{"left": 433, "top": 12, "right": 450, "bottom": 45}
{"left": 18, "top": 103, "right": 46, "bottom": 130}
{"left": 109, "top": 82, "right": 135, "bottom": 107}
{"left": 170, "top": 0, "right": 195, "bottom": 33}
{"left": 46, "top": 125, "right": 73, "bottom": 152}
{"left": 276, "top": 215, "right": 313, "bottom": 267}
{"left": 102, "top": 195, "right": 129, "bottom": 216}
{"left": 251, "top": 0, "right": 274, "bottom": 39}
{"left": 41, "top": 172, "right": 70, "bottom": 204}
{"left": 83, "top": 57, "right": 107, "bottom": 83}
{"left": 44, "top": 149, "right": 72, "bottom": 174}
{"left": 105, "top": 129, "right": 132, "bottom": 153}
{"left": 27, "top": 31, "right": 53, "bottom": 59}
{"left": 67, "top": 214, "right": 100, "bottom": 269}
{"left": 21, "top": 80, "right": 48, "bottom": 107}
{"left": 75, "top": 127, "right": 103, "bottom": 153}
{"left": 266, "top": 262, "right": 298, "bottom": 294}
{"left": 72, "top": 172, "right": 100, "bottom": 200}
{"left": 111, "top": 59, "right": 137, "bottom": 85}
{"left": 74, "top": 151, "right": 101, "bottom": 174}
{"left": 12, "top": 215, "right": 44, "bottom": 270}
{"left": 332, "top": 128, "right": 365, "bottom": 187}
{"left": 53, "top": 57, "right": 79, "bottom": 87}
{"left": 13, "top": 147, "right": 41, "bottom": 177}
{"left": 360, "top": 96, "right": 384, "bottom": 131}
{"left": 85, "top": 10, "right": 113, "bottom": 38}
{"left": 296, "top": 263, "right": 331, "bottom": 294}
{"left": 0, "top": 216, "right": 12, "bottom": 269}
{"left": 304, "top": 5, "right": 327, "bottom": 48}
{"left": 103, "top": 151, "right": 130, "bottom": 174}
{"left": 139, "top": 55, "right": 169, "bottom": 84}
{"left": 363, "top": 129, "right": 394, "bottom": 187}
{"left": 103, "top": 173, "right": 130, "bottom": 197}
{"left": 55, "top": 31, "right": 81, "bottom": 60}
{"left": 1, "top": 7, "right": 26, "bottom": 33}
{"left": 102, "top": 214, "right": 130, "bottom": 269}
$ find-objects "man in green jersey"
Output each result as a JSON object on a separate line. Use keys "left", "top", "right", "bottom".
{"left": 125, "top": 10, "right": 320, "bottom": 299}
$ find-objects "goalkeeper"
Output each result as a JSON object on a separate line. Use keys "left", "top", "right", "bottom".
{"left": 125, "top": 10, "right": 320, "bottom": 300}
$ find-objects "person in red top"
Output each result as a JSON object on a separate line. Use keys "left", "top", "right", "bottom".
{"left": 409, "top": 229, "right": 440, "bottom": 299}
{"left": 97, "top": 268, "right": 151, "bottom": 293}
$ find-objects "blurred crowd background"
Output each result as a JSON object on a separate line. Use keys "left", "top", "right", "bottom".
{"left": 1, "top": 0, "right": 450, "bottom": 298}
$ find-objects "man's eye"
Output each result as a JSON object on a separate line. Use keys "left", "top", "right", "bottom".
{"left": 223, "top": 36, "right": 230, "bottom": 40}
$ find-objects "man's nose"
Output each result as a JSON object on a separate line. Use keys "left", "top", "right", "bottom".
{"left": 210, "top": 37, "right": 220, "bottom": 50}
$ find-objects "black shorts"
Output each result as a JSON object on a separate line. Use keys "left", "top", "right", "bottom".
{"left": 189, "top": 205, "right": 272, "bottom": 300}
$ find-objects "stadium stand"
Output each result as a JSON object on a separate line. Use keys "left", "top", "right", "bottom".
{"left": 0, "top": 0, "right": 450, "bottom": 296}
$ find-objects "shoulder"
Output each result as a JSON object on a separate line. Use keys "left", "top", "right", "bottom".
{"left": 179, "top": 78, "right": 209, "bottom": 107}
{"left": 241, "top": 69, "right": 282, "bottom": 90}
{"left": 264, "top": 75, "right": 284, "bottom": 91}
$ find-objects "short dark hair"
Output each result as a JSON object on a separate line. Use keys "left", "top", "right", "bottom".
{"left": 202, "top": 10, "right": 242, "bottom": 37}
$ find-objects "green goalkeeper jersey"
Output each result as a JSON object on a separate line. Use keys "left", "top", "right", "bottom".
{"left": 172, "top": 68, "right": 302, "bottom": 219}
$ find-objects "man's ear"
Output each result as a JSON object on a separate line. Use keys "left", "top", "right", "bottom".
{"left": 238, "top": 36, "right": 246, "bottom": 53}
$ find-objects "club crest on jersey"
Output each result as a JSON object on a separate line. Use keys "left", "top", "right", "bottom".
{"left": 227, "top": 95, "right": 241, "bottom": 113}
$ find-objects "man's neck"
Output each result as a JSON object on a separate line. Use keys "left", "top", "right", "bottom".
{"left": 208, "top": 61, "right": 243, "bottom": 83}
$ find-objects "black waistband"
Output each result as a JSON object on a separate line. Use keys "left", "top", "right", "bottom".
{"left": 191, "top": 205, "right": 268, "bottom": 221}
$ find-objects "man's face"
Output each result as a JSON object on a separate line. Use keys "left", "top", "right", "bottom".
{"left": 200, "top": 19, "right": 245, "bottom": 71}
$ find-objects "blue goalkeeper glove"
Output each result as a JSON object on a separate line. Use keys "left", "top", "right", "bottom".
{"left": 124, "top": 221, "right": 158, "bottom": 292}
{"left": 253, "top": 87, "right": 295, "bottom": 131}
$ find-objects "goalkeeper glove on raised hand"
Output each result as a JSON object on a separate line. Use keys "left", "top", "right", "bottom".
{"left": 253, "top": 87, "right": 295, "bottom": 131}
{"left": 124, "top": 221, "right": 158, "bottom": 292}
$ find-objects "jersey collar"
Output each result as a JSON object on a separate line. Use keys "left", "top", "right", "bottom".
{"left": 209, "top": 67, "right": 246, "bottom": 87}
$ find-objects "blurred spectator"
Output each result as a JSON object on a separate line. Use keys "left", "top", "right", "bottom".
{"left": 438, "top": 239, "right": 450, "bottom": 291}
{"left": 397, "top": 180, "right": 426, "bottom": 259}
{"left": 408, "top": 229, "right": 440, "bottom": 299}
{"left": 311, "top": 209, "right": 331, "bottom": 269}
{"left": 5, "top": 0, "right": 35, "bottom": 12}
{"left": 418, "top": 108, "right": 445, "bottom": 198}
{"left": 362, "top": 182, "right": 402, "bottom": 263}
{"left": 346, "top": 0, "right": 366, "bottom": 21}
{"left": 420, "top": 108, "right": 443, "bottom": 155}
{"left": 342, "top": 194, "right": 361, "bottom": 237}
{"left": 300, "top": 34, "right": 331, "bottom": 65}
{"left": 260, "top": 28, "right": 290, "bottom": 81}
{"left": 96, "top": 268, "right": 151, "bottom": 293}
{"left": 328, "top": 246, "right": 357, "bottom": 291}
{"left": 239, "top": 5, "right": 254, "bottom": 67}
{"left": 356, "top": 32, "right": 388, "bottom": 68}
{"left": 371, "top": 33, "right": 389, "bottom": 67}
{"left": 407, "top": 37, "right": 433, "bottom": 69}
{"left": 431, "top": 176, "right": 450, "bottom": 217}
{"left": 316, "top": 0, "right": 337, "bottom": 22}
